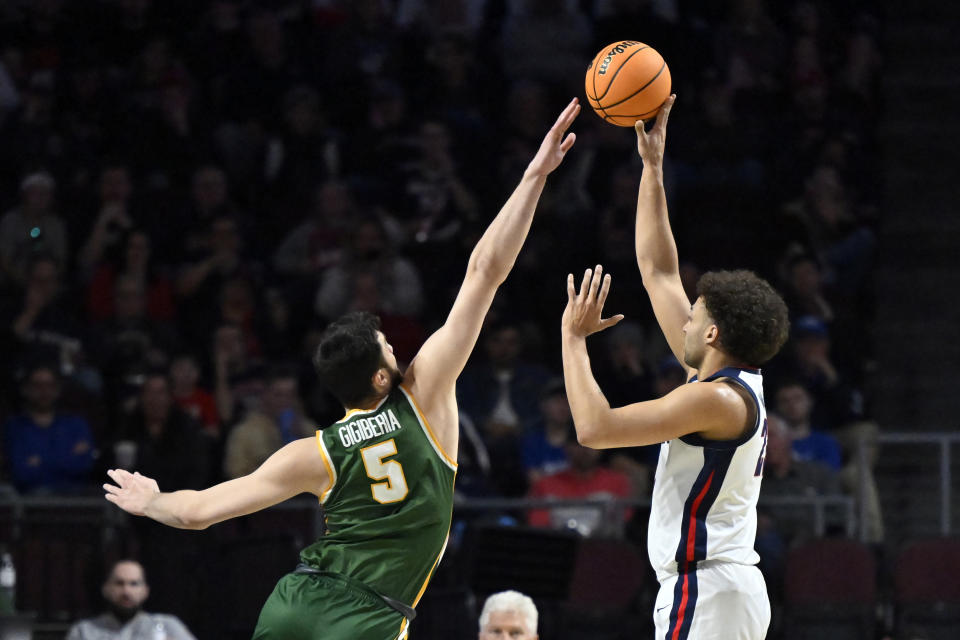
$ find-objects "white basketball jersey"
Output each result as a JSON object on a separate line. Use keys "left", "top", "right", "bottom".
{"left": 647, "top": 367, "right": 768, "bottom": 581}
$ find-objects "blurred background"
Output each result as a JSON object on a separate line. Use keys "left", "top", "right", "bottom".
{"left": 0, "top": 0, "right": 956, "bottom": 638}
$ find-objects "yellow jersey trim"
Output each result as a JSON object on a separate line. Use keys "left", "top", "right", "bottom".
{"left": 398, "top": 385, "right": 458, "bottom": 471}
{"left": 315, "top": 431, "right": 337, "bottom": 504}
{"left": 337, "top": 395, "right": 390, "bottom": 423}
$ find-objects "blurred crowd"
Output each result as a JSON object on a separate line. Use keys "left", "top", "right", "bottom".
{"left": 0, "top": 0, "right": 882, "bottom": 581}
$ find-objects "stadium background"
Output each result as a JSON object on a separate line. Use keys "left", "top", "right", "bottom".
{"left": 0, "top": 0, "right": 956, "bottom": 638}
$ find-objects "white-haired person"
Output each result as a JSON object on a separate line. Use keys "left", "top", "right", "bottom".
{"left": 478, "top": 590, "right": 538, "bottom": 640}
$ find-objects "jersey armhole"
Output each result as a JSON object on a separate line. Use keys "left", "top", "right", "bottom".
{"left": 679, "top": 377, "right": 761, "bottom": 450}
{"left": 316, "top": 430, "right": 338, "bottom": 504}
{"left": 398, "top": 385, "right": 458, "bottom": 472}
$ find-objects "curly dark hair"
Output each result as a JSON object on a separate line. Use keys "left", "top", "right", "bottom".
{"left": 696, "top": 270, "right": 790, "bottom": 366}
{"left": 313, "top": 312, "right": 384, "bottom": 407}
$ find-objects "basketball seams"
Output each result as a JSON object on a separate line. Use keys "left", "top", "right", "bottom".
{"left": 594, "top": 45, "right": 650, "bottom": 102}
{"left": 600, "top": 61, "right": 667, "bottom": 112}
{"left": 590, "top": 50, "right": 614, "bottom": 121}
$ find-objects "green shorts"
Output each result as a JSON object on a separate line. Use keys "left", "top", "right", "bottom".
{"left": 252, "top": 572, "right": 409, "bottom": 640}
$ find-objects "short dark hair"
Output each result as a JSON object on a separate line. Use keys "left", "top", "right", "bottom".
{"left": 696, "top": 270, "right": 790, "bottom": 366}
{"left": 313, "top": 312, "right": 384, "bottom": 407}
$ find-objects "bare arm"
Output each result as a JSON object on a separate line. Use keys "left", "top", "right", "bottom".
{"left": 103, "top": 437, "right": 328, "bottom": 530}
{"left": 561, "top": 267, "right": 749, "bottom": 447}
{"left": 633, "top": 96, "right": 692, "bottom": 369}
{"left": 405, "top": 99, "right": 581, "bottom": 431}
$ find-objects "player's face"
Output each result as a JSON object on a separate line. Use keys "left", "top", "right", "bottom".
{"left": 479, "top": 610, "right": 537, "bottom": 640}
{"left": 681, "top": 298, "right": 712, "bottom": 369}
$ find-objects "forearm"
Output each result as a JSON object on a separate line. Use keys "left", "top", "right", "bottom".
{"left": 635, "top": 163, "right": 679, "bottom": 277}
{"left": 467, "top": 171, "right": 546, "bottom": 283}
{"left": 561, "top": 332, "right": 612, "bottom": 446}
{"left": 144, "top": 490, "right": 207, "bottom": 530}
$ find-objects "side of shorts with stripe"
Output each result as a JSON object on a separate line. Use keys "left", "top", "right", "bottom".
{"left": 653, "top": 563, "right": 769, "bottom": 640}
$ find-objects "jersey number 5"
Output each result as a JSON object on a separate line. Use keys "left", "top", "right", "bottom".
{"left": 361, "top": 439, "right": 409, "bottom": 504}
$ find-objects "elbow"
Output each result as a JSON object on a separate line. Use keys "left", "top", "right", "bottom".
{"left": 466, "top": 251, "right": 505, "bottom": 285}
{"left": 574, "top": 422, "right": 602, "bottom": 449}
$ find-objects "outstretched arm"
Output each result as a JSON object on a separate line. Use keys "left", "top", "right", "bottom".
{"left": 633, "top": 96, "right": 692, "bottom": 371}
{"left": 561, "top": 267, "right": 750, "bottom": 447}
{"left": 103, "top": 437, "right": 329, "bottom": 530}
{"left": 405, "top": 99, "right": 581, "bottom": 422}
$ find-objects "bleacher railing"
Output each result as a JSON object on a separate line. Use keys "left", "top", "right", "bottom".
{"left": 0, "top": 492, "right": 854, "bottom": 540}
{"left": 866, "top": 432, "right": 960, "bottom": 538}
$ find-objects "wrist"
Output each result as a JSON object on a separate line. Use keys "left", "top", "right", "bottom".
{"left": 521, "top": 167, "right": 549, "bottom": 182}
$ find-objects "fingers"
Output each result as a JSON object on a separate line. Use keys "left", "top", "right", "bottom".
{"left": 552, "top": 98, "right": 580, "bottom": 137}
{"left": 103, "top": 483, "right": 121, "bottom": 494}
{"left": 588, "top": 264, "right": 603, "bottom": 300}
{"left": 578, "top": 267, "right": 591, "bottom": 298}
{"left": 560, "top": 132, "right": 576, "bottom": 153}
{"left": 597, "top": 271, "right": 612, "bottom": 308}
{"left": 654, "top": 94, "right": 676, "bottom": 132}
{"left": 601, "top": 314, "right": 625, "bottom": 329}
{"left": 566, "top": 273, "right": 576, "bottom": 300}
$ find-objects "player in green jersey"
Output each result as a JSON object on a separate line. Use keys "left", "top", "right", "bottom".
{"left": 102, "top": 97, "right": 582, "bottom": 640}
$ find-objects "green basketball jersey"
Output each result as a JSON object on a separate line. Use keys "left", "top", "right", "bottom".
{"left": 300, "top": 385, "right": 457, "bottom": 608}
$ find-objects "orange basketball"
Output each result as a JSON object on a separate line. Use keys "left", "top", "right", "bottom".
{"left": 585, "top": 41, "right": 671, "bottom": 127}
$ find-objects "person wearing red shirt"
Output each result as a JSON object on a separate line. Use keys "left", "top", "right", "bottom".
{"left": 527, "top": 431, "right": 632, "bottom": 536}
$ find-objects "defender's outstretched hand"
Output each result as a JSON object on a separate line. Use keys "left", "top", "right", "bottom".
{"left": 104, "top": 469, "right": 160, "bottom": 516}
{"left": 562, "top": 265, "right": 624, "bottom": 338}
{"left": 635, "top": 94, "right": 675, "bottom": 165}
{"left": 525, "top": 97, "right": 580, "bottom": 177}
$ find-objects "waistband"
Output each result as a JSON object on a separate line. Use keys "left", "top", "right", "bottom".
{"left": 293, "top": 564, "right": 416, "bottom": 622}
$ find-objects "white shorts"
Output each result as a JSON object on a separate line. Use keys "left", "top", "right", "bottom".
{"left": 653, "top": 562, "right": 770, "bottom": 640}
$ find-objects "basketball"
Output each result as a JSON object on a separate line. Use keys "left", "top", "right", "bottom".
{"left": 585, "top": 41, "right": 672, "bottom": 127}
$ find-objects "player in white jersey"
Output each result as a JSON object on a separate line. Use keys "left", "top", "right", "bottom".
{"left": 559, "top": 95, "right": 790, "bottom": 640}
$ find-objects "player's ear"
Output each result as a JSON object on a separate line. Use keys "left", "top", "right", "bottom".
{"left": 371, "top": 367, "right": 389, "bottom": 391}
{"left": 704, "top": 323, "right": 719, "bottom": 345}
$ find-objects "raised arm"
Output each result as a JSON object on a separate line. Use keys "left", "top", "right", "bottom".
{"left": 633, "top": 96, "right": 692, "bottom": 369}
{"left": 103, "top": 437, "right": 328, "bottom": 530}
{"left": 405, "top": 99, "right": 580, "bottom": 421}
{"left": 561, "top": 267, "right": 750, "bottom": 448}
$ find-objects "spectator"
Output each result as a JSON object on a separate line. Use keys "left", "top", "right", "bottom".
{"left": 211, "top": 323, "right": 263, "bottom": 427}
{"left": 528, "top": 430, "right": 632, "bottom": 537}
{"left": 594, "top": 320, "right": 653, "bottom": 409}
{"left": 2, "top": 362, "right": 96, "bottom": 494}
{"left": 0, "top": 171, "right": 67, "bottom": 286}
{"left": 176, "top": 216, "right": 253, "bottom": 352}
{"left": 4, "top": 253, "right": 88, "bottom": 381}
{"left": 175, "top": 164, "right": 245, "bottom": 263}
{"left": 458, "top": 322, "right": 551, "bottom": 436}
{"left": 222, "top": 366, "right": 313, "bottom": 479}
{"left": 521, "top": 379, "right": 573, "bottom": 486}
{"left": 90, "top": 274, "right": 178, "bottom": 396}
{"left": 478, "top": 590, "right": 539, "bottom": 640}
{"left": 769, "top": 315, "right": 864, "bottom": 430}
{"left": 66, "top": 559, "right": 196, "bottom": 640}
{"left": 117, "top": 373, "right": 207, "bottom": 490}
{"left": 77, "top": 163, "right": 135, "bottom": 277}
{"left": 314, "top": 217, "right": 424, "bottom": 321}
{"left": 272, "top": 179, "right": 352, "bottom": 279}
{"left": 780, "top": 250, "right": 833, "bottom": 322}
{"left": 169, "top": 353, "right": 219, "bottom": 436}
{"left": 774, "top": 380, "right": 843, "bottom": 471}
{"left": 85, "top": 228, "right": 176, "bottom": 323}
